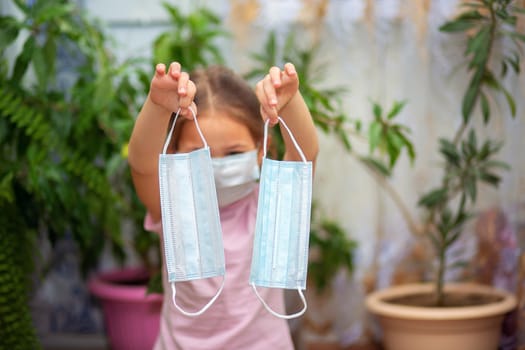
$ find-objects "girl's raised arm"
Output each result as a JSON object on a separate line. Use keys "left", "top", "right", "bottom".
{"left": 128, "top": 62, "right": 196, "bottom": 222}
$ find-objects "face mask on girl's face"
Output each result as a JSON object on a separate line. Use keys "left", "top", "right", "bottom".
{"left": 212, "top": 150, "right": 260, "bottom": 207}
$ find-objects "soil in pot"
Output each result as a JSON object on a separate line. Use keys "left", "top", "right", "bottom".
{"left": 386, "top": 291, "right": 503, "bottom": 307}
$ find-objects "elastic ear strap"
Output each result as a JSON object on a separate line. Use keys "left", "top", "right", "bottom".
{"left": 251, "top": 283, "right": 307, "bottom": 319}
{"left": 161, "top": 107, "right": 205, "bottom": 154}
{"left": 171, "top": 276, "right": 225, "bottom": 317}
{"left": 263, "top": 117, "right": 308, "bottom": 163}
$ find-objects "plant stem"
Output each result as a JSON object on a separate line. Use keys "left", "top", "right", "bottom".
{"left": 436, "top": 241, "right": 446, "bottom": 306}
{"left": 352, "top": 152, "right": 423, "bottom": 236}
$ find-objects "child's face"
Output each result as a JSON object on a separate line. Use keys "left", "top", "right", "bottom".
{"left": 176, "top": 110, "right": 260, "bottom": 160}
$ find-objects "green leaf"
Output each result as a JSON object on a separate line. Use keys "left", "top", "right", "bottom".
{"left": 33, "top": 3, "right": 76, "bottom": 24}
{"left": 0, "top": 16, "right": 21, "bottom": 50}
{"left": 386, "top": 100, "right": 406, "bottom": 120}
{"left": 12, "top": 0, "right": 29, "bottom": 14}
{"left": 445, "top": 230, "right": 462, "bottom": 247}
{"left": 439, "top": 19, "right": 478, "bottom": 32}
{"left": 338, "top": 129, "right": 352, "bottom": 152}
{"left": 439, "top": 139, "right": 461, "bottom": 167}
{"left": 501, "top": 60, "right": 508, "bottom": 77}
{"left": 354, "top": 120, "right": 362, "bottom": 132}
{"left": 467, "top": 27, "right": 490, "bottom": 57}
{"left": 461, "top": 138, "right": 474, "bottom": 159}
{"left": 480, "top": 91, "right": 490, "bottom": 124}
{"left": 483, "top": 160, "right": 510, "bottom": 170}
{"left": 43, "top": 35, "right": 57, "bottom": 83}
{"left": 482, "top": 69, "right": 500, "bottom": 89}
{"left": 360, "top": 156, "right": 391, "bottom": 177}
{"left": 479, "top": 172, "right": 501, "bottom": 186}
{"left": 368, "top": 121, "right": 382, "bottom": 153}
{"left": 462, "top": 70, "right": 482, "bottom": 122}
{"left": 418, "top": 188, "right": 448, "bottom": 208}
{"left": 11, "top": 36, "right": 36, "bottom": 83}
{"left": 372, "top": 102, "right": 382, "bottom": 120}
{"left": 32, "top": 45, "right": 48, "bottom": 89}
{"left": 468, "top": 129, "right": 477, "bottom": 151}
{"left": 464, "top": 174, "right": 477, "bottom": 201}
{"left": 505, "top": 52, "right": 521, "bottom": 74}
{"left": 501, "top": 85, "right": 517, "bottom": 117}
{"left": 385, "top": 131, "right": 403, "bottom": 168}
{"left": 396, "top": 130, "right": 416, "bottom": 164}
{"left": 456, "top": 10, "right": 485, "bottom": 21}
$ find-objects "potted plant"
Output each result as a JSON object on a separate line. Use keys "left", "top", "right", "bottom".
{"left": 365, "top": 1, "right": 524, "bottom": 349}
{"left": 0, "top": 0, "right": 159, "bottom": 348}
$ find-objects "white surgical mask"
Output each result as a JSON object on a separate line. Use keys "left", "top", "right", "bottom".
{"left": 159, "top": 108, "right": 225, "bottom": 317}
{"left": 249, "top": 117, "right": 313, "bottom": 319}
{"left": 212, "top": 150, "right": 260, "bottom": 207}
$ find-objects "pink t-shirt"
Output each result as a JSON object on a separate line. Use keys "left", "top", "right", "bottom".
{"left": 145, "top": 188, "right": 294, "bottom": 350}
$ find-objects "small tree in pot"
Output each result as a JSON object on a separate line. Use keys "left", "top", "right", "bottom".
{"left": 366, "top": 1, "right": 524, "bottom": 349}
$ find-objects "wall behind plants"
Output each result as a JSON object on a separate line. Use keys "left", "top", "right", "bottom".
{"left": 37, "top": 0, "right": 525, "bottom": 346}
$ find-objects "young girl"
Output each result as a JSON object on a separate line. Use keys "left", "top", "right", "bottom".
{"left": 128, "top": 62, "right": 318, "bottom": 349}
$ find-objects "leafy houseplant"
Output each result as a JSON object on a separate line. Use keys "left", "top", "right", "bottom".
{"left": 0, "top": 0, "right": 152, "bottom": 348}
{"left": 152, "top": 2, "right": 229, "bottom": 71}
{"left": 414, "top": 0, "right": 524, "bottom": 307}
{"left": 366, "top": 1, "right": 524, "bottom": 349}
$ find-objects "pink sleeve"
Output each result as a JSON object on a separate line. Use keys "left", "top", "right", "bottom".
{"left": 144, "top": 212, "right": 162, "bottom": 234}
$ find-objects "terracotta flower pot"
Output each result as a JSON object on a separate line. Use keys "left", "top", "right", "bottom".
{"left": 365, "top": 283, "right": 517, "bottom": 350}
{"left": 89, "top": 267, "right": 163, "bottom": 350}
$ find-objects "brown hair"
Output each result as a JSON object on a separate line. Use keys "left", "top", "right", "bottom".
{"left": 171, "top": 65, "right": 263, "bottom": 150}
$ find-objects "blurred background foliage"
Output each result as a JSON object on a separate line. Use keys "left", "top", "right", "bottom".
{"left": 0, "top": 0, "right": 358, "bottom": 347}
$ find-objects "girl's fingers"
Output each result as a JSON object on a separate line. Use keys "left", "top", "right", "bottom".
{"left": 181, "top": 102, "right": 197, "bottom": 120}
{"left": 260, "top": 103, "right": 278, "bottom": 125}
{"left": 178, "top": 80, "right": 196, "bottom": 109}
{"left": 177, "top": 72, "right": 190, "bottom": 96}
{"left": 283, "top": 62, "right": 296, "bottom": 77}
{"left": 155, "top": 63, "right": 166, "bottom": 77}
{"left": 168, "top": 62, "right": 181, "bottom": 79}
{"left": 281, "top": 63, "right": 298, "bottom": 88}
{"left": 255, "top": 78, "right": 277, "bottom": 117}
{"left": 269, "top": 66, "right": 282, "bottom": 87}
{"left": 262, "top": 74, "right": 278, "bottom": 107}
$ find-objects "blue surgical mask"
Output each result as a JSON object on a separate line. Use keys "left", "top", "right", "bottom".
{"left": 249, "top": 117, "right": 313, "bottom": 319}
{"left": 158, "top": 108, "right": 225, "bottom": 317}
{"left": 212, "top": 150, "right": 260, "bottom": 207}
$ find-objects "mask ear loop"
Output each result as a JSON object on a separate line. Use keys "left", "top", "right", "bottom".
{"left": 162, "top": 107, "right": 207, "bottom": 155}
{"left": 171, "top": 278, "right": 225, "bottom": 317}
{"left": 262, "top": 117, "right": 307, "bottom": 163}
{"left": 161, "top": 107, "right": 225, "bottom": 316}
{"left": 252, "top": 116, "right": 309, "bottom": 319}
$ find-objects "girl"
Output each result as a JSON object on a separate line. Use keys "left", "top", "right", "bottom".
{"left": 128, "top": 62, "right": 318, "bottom": 349}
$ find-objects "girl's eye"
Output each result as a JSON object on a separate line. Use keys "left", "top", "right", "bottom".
{"left": 227, "top": 151, "right": 242, "bottom": 156}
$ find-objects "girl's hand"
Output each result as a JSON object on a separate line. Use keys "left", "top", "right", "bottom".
{"left": 255, "top": 63, "right": 299, "bottom": 125}
{"left": 149, "top": 62, "right": 197, "bottom": 119}
{"left": 255, "top": 63, "right": 299, "bottom": 126}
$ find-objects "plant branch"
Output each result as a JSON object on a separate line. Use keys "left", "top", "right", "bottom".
{"left": 351, "top": 151, "right": 423, "bottom": 237}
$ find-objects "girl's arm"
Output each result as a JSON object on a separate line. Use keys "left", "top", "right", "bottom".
{"left": 128, "top": 62, "right": 196, "bottom": 222}
{"left": 255, "top": 63, "right": 319, "bottom": 167}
